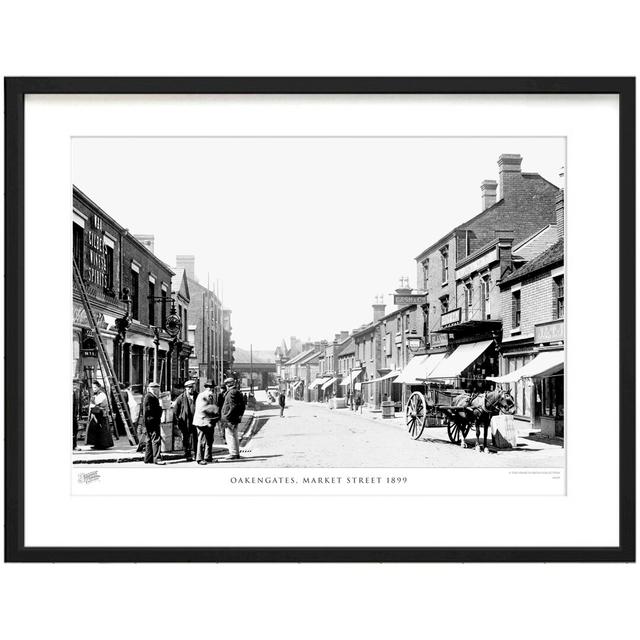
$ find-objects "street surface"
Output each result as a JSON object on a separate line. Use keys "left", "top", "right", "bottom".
{"left": 226, "top": 400, "right": 564, "bottom": 468}
{"left": 74, "top": 400, "right": 564, "bottom": 468}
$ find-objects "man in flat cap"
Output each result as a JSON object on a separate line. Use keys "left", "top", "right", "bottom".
{"left": 173, "top": 379, "right": 197, "bottom": 462}
{"left": 143, "top": 382, "right": 164, "bottom": 465}
{"left": 221, "top": 377, "right": 246, "bottom": 460}
{"left": 193, "top": 380, "right": 219, "bottom": 465}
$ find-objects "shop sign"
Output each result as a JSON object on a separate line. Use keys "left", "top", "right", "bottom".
{"left": 441, "top": 307, "right": 461, "bottom": 327}
{"left": 393, "top": 294, "right": 428, "bottom": 306}
{"left": 429, "top": 332, "right": 449, "bottom": 348}
{"left": 73, "top": 302, "right": 109, "bottom": 330}
{"left": 534, "top": 319, "right": 564, "bottom": 344}
{"left": 455, "top": 247, "right": 499, "bottom": 281}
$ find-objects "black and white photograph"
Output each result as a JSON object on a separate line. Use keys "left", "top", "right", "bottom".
{"left": 71, "top": 137, "right": 566, "bottom": 475}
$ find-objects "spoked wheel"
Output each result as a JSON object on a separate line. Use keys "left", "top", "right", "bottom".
{"left": 447, "top": 420, "right": 471, "bottom": 444}
{"left": 406, "top": 391, "right": 427, "bottom": 440}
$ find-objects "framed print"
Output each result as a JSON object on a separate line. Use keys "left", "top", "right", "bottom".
{"left": 4, "top": 77, "right": 635, "bottom": 562}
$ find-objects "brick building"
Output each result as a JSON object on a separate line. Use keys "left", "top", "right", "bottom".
{"left": 411, "top": 153, "right": 560, "bottom": 391}
{"left": 490, "top": 191, "right": 565, "bottom": 438}
{"left": 174, "top": 255, "right": 232, "bottom": 385}
{"left": 73, "top": 187, "right": 179, "bottom": 401}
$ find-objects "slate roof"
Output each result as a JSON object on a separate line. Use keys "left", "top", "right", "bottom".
{"left": 500, "top": 238, "right": 564, "bottom": 286}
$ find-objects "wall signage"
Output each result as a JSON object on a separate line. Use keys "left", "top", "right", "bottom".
{"left": 441, "top": 307, "right": 461, "bottom": 327}
{"left": 393, "top": 294, "right": 428, "bottom": 306}
{"left": 534, "top": 319, "right": 564, "bottom": 344}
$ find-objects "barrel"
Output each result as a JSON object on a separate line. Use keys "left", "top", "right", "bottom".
{"left": 490, "top": 414, "right": 517, "bottom": 448}
{"left": 381, "top": 401, "right": 395, "bottom": 419}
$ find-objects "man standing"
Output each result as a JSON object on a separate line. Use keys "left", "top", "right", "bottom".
{"left": 221, "top": 378, "right": 246, "bottom": 460}
{"left": 173, "top": 380, "right": 197, "bottom": 461}
{"left": 143, "top": 382, "right": 165, "bottom": 465}
{"left": 193, "top": 380, "right": 218, "bottom": 465}
{"left": 278, "top": 390, "right": 286, "bottom": 418}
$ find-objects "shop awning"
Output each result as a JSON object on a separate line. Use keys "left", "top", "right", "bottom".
{"left": 339, "top": 369, "right": 363, "bottom": 386}
{"left": 308, "top": 377, "right": 329, "bottom": 390}
{"left": 394, "top": 353, "right": 447, "bottom": 384}
{"left": 321, "top": 377, "right": 338, "bottom": 390}
{"left": 291, "top": 380, "right": 303, "bottom": 391}
{"left": 488, "top": 350, "right": 564, "bottom": 383}
{"left": 427, "top": 340, "right": 493, "bottom": 380}
{"left": 362, "top": 370, "right": 401, "bottom": 385}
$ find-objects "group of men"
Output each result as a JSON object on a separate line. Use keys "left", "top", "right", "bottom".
{"left": 142, "top": 377, "right": 246, "bottom": 465}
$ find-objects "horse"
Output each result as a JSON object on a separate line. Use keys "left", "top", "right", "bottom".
{"left": 451, "top": 388, "right": 516, "bottom": 452}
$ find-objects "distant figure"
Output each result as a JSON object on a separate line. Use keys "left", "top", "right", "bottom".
{"left": 143, "top": 382, "right": 164, "bottom": 464}
{"left": 86, "top": 380, "right": 114, "bottom": 450}
{"left": 278, "top": 391, "right": 286, "bottom": 417}
{"left": 355, "top": 392, "right": 363, "bottom": 414}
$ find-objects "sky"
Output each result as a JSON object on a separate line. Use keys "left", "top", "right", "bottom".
{"left": 72, "top": 137, "right": 565, "bottom": 351}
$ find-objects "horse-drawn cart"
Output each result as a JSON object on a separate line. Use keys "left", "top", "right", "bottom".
{"left": 405, "top": 383, "right": 516, "bottom": 450}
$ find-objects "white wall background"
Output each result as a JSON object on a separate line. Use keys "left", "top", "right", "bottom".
{"left": 1, "top": 2, "right": 638, "bottom": 640}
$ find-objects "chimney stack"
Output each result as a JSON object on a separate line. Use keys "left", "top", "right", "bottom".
{"left": 176, "top": 254, "right": 196, "bottom": 281}
{"left": 555, "top": 189, "right": 564, "bottom": 239}
{"left": 135, "top": 234, "right": 155, "bottom": 254}
{"left": 372, "top": 296, "right": 386, "bottom": 323}
{"left": 480, "top": 180, "right": 497, "bottom": 210}
{"left": 497, "top": 154, "right": 523, "bottom": 200}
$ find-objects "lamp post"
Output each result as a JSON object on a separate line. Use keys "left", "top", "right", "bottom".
{"left": 147, "top": 293, "right": 182, "bottom": 388}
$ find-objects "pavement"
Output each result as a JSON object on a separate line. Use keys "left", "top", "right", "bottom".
{"left": 72, "top": 409, "right": 256, "bottom": 464}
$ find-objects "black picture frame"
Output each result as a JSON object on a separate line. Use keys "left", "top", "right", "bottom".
{"left": 4, "top": 77, "right": 636, "bottom": 563}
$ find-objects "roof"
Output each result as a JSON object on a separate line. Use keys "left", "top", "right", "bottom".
{"left": 511, "top": 224, "right": 558, "bottom": 262}
{"left": 500, "top": 238, "right": 564, "bottom": 286}
{"left": 352, "top": 322, "right": 377, "bottom": 339}
{"left": 171, "top": 268, "right": 191, "bottom": 301}
{"left": 284, "top": 347, "right": 316, "bottom": 366}
{"left": 297, "top": 350, "right": 321, "bottom": 365}
{"left": 337, "top": 336, "right": 355, "bottom": 356}
{"left": 380, "top": 304, "right": 417, "bottom": 322}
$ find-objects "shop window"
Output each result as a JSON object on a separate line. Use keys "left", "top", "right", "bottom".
{"left": 512, "top": 290, "right": 521, "bottom": 328}
{"left": 130, "top": 269, "right": 139, "bottom": 320}
{"left": 73, "top": 222, "right": 84, "bottom": 274}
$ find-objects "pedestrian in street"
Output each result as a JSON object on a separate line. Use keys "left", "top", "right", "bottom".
{"left": 278, "top": 390, "right": 286, "bottom": 417}
{"left": 193, "top": 380, "right": 219, "bottom": 465}
{"left": 143, "top": 381, "right": 165, "bottom": 465}
{"left": 221, "top": 378, "right": 246, "bottom": 460}
{"left": 86, "top": 380, "right": 114, "bottom": 450}
{"left": 355, "top": 391, "right": 363, "bottom": 414}
{"left": 173, "top": 380, "right": 197, "bottom": 461}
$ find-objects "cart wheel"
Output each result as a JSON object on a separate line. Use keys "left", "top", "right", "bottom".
{"left": 447, "top": 421, "right": 471, "bottom": 444}
{"left": 406, "top": 391, "right": 427, "bottom": 440}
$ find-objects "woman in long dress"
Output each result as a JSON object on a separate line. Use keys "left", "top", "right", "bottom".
{"left": 86, "top": 380, "right": 114, "bottom": 449}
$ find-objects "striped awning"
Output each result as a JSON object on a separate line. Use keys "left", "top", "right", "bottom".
{"left": 321, "top": 377, "right": 338, "bottom": 390}
{"left": 488, "top": 350, "right": 564, "bottom": 383}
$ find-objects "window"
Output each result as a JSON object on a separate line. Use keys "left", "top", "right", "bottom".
{"left": 464, "top": 282, "right": 473, "bottom": 321}
{"left": 554, "top": 275, "right": 565, "bottom": 319}
{"left": 161, "top": 289, "right": 167, "bottom": 328}
{"left": 440, "top": 295, "right": 449, "bottom": 314}
{"left": 130, "top": 269, "right": 139, "bottom": 320}
{"left": 183, "top": 307, "right": 188, "bottom": 340}
{"left": 422, "top": 260, "right": 429, "bottom": 287}
{"left": 148, "top": 281, "right": 155, "bottom": 326}
{"left": 396, "top": 316, "right": 401, "bottom": 333}
{"left": 440, "top": 246, "right": 449, "bottom": 283}
{"left": 105, "top": 245, "right": 114, "bottom": 290}
{"left": 73, "top": 222, "right": 84, "bottom": 274}
{"left": 480, "top": 275, "right": 491, "bottom": 319}
{"left": 512, "top": 290, "right": 521, "bottom": 328}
